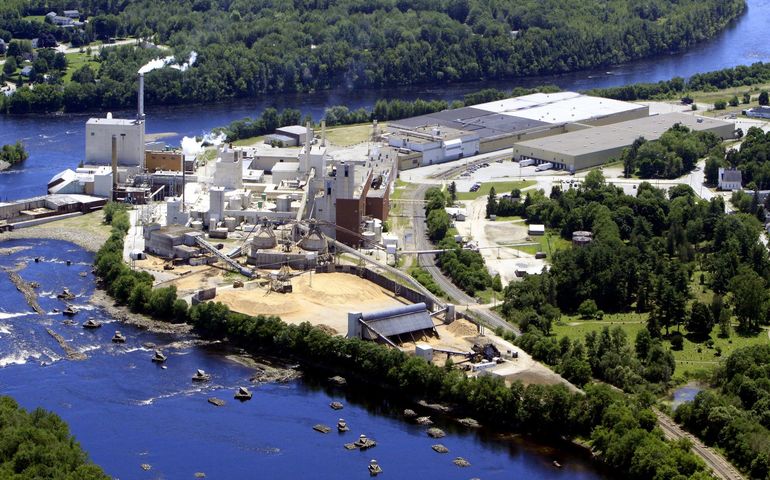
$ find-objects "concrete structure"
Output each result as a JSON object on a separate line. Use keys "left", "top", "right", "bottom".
{"left": 271, "top": 162, "right": 300, "bottom": 185}
{"left": 512, "top": 113, "right": 735, "bottom": 172}
{"left": 47, "top": 166, "right": 113, "bottom": 197}
{"left": 144, "top": 225, "right": 201, "bottom": 259}
{"left": 528, "top": 224, "right": 545, "bottom": 236}
{"left": 212, "top": 145, "right": 244, "bottom": 190}
{"left": 718, "top": 168, "right": 743, "bottom": 191}
{"left": 274, "top": 125, "right": 312, "bottom": 146}
{"left": 745, "top": 106, "right": 770, "bottom": 119}
{"left": 388, "top": 125, "right": 479, "bottom": 166}
{"left": 86, "top": 114, "right": 145, "bottom": 167}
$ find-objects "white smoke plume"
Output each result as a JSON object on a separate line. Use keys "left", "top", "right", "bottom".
{"left": 138, "top": 51, "right": 198, "bottom": 74}
{"left": 179, "top": 131, "right": 225, "bottom": 157}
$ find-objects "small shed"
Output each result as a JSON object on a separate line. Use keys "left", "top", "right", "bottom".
{"left": 528, "top": 224, "right": 545, "bottom": 236}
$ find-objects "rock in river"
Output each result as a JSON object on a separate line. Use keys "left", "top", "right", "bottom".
{"left": 208, "top": 397, "right": 226, "bottom": 407}
{"left": 328, "top": 375, "right": 347, "bottom": 386}
{"left": 330, "top": 401, "right": 344, "bottom": 410}
{"left": 431, "top": 444, "right": 449, "bottom": 454}
{"left": 415, "top": 416, "right": 433, "bottom": 426}
{"left": 403, "top": 409, "right": 417, "bottom": 419}
{"left": 314, "top": 424, "right": 332, "bottom": 434}
{"left": 453, "top": 457, "right": 471, "bottom": 467}
{"left": 457, "top": 417, "right": 482, "bottom": 428}
{"left": 427, "top": 427, "right": 446, "bottom": 439}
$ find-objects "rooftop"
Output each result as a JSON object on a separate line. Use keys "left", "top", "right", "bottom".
{"left": 515, "top": 113, "right": 733, "bottom": 157}
{"left": 276, "top": 125, "right": 310, "bottom": 136}
{"left": 87, "top": 117, "right": 142, "bottom": 126}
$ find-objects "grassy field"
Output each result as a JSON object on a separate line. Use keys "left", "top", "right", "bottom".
{"left": 552, "top": 312, "right": 770, "bottom": 379}
{"left": 231, "top": 135, "right": 266, "bottom": 147}
{"left": 325, "top": 123, "right": 385, "bottom": 146}
{"left": 508, "top": 230, "right": 570, "bottom": 256}
{"left": 688, "top": 83, "right": 770, "bottom": 105}
{"left": 63, "top": 52, "right": 100, "bottom": 82}
{"left": 22, "top": 15, "right": 45, "bottom": 22}
{"left": 457, "top": 180, "right": 535, "bottom": 200}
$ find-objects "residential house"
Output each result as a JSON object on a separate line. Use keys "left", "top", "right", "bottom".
{"left": 718, "top": 168, "right": 742, "bottom": 191}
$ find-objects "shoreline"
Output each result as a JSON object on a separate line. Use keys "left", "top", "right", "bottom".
{"left": 0, "top": 227, "right": 107, "bottom": 253}
{"left": 89, "top": 287, "right": 193, "bottom": 335}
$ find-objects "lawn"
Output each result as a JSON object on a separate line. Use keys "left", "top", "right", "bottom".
{"left": 324, "top": 123, "right": 385, "bottom": 146}
{"left": 457, "top": 180, "right": 536, "bottom": 200}
{"left": 551, "top": 312, "right": 770, "bottom": 379}
{"left": 22, "top": 15, "right": 45, "bottom": 22}
{"left": 232, "top": 135, "right": 266, "bottom": 147}
{"left": 63, "top": 51, "right": 99, "bottom": 82}
{"left": 508, "top": 230, "right": 571, "bottom": 257}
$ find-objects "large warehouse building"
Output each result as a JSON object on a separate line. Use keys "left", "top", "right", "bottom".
{"left": 512, "top": 112, "right": 735, "bottom": 172}
{"left": 388, "top": 91, "right": 648, "bottom": 168}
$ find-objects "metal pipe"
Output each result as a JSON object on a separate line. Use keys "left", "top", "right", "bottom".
{"left": 138, "top": 73, "right": 144, "bottom": 119}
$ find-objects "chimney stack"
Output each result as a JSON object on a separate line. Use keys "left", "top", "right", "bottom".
{"left": 321, "top": 120, "right": 326, "bottom": 147}
{"left": 138, "top": 73, "right": 145, "bottom": 120}
{"left": 111, "top": 134, "right": 118, "bottom": 190}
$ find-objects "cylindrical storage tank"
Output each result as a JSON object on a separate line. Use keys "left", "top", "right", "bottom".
{"left": 257, "top": 201, "right": 263, "bottom": 209}
{"left": 362, "top": 231, "right": 376, "bottom": 249}
{"left": 276, "top": 195, "right": 291, "bottom": 212}
{"left": 365, "top": 220, "right": 375, "bottom": 232}
{"left": 446, "top": 304, "right": 456, "bottom": 323}
{"left": 261, "top": 193, "right": 267, "bottom": 201}
{"left": 191, "top": 221, "right": 203, "bottom": 230}
{"left": 573, "top": 236, "right": 592, "bottom": 247}
{"left": 299, "top": 232, "right": 326, "bottom": 251}
{"left": 224, "top": 216, "right": 237, "bottom": 232}
{"left": 374, "top": 224, "right": 382, "bottom": 243}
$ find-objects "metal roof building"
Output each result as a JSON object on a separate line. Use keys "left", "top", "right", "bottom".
{"left": 512, "top": 113, "right": 735, "bottom": 172}
{"left": 347, "top": 303, "right": 437, "bottom": 344}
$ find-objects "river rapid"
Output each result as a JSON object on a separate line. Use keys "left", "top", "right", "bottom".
{"left": 0, "top": 238, "right": 610, "bottom": 479}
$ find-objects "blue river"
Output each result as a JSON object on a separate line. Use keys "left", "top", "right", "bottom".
{"left": 0, "top": 239, "right": 609, "bottom": 479}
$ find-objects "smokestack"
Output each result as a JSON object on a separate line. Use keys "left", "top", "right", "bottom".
{"left": 111, "top": 135, "right": 118, "bottom": 189}
{"left": 305, "top": 120, "right": 312, "bottom": 166}
{"left": 321, "top": 120, "right": 326, "bottom": 147}
{"left": 138, "top": 73, "right": 145, "bottom": 120}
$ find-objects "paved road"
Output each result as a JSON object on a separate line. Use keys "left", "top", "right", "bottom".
{"left": 654, "top": 409, "right": 744, "bottom": 480}
{"left": 401, "top": 180, "right": 519, "bottom": 335}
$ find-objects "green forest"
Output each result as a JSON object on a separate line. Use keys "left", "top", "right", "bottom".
{"left": 0, "top": 0, "right": 745, "bottom": 112}
{"left": 0, "top": 396, "right": 108, "bottom": 479}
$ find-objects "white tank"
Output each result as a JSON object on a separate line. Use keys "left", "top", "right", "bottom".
{"left": 276, "top": 195, "right": 292, "bottom": 212}
{"left": 362, "top": 231, "right": 376, "bottom": 249}
{"left": 228, "top": 195, "right": 242, "bottom": 210}
{"left": 374, "top": 224, "right": 382, "bottom": 243}
{"left": 365, "top": 220, "right": 375, "bottom": 232}
{"left": 299, "top": 230, "right": 326, "bottom": 251}
{"left": 224, "top": 217, "right": 237, "bottom": 232}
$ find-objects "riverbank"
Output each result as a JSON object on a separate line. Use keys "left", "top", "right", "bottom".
{"left": 0, "top": 212, "right": 110, "bottom": 252}
{"left": 89, "top": 287, "right": 192, "bottom": 335}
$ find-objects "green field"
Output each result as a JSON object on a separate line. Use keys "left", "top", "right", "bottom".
{"left": 552, "top": 312, "right": 770, "bottom": 379}
{"left": 231, "top": 135, "right": 266, "bottom": 147}
{"left": 22, "top": 15, "right": 45, "bottom": 22}
{"left": 508, "top": 230, "right": 570, "bottom": 257}
{"left": 325, "top": 122, "right": 385, "bottom": 146}
{"left": 63, "top": 51, "right": 99, "bottom": 82}
{"left": 457, "top": 180, "right": 535, "bottom": 200}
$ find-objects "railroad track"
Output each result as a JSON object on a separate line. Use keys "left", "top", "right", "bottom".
{"left": 654, "top": 409, "right": 744, "bottom": 480}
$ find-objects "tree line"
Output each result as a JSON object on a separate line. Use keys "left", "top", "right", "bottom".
{"left": 92, "top": 202, "right": 713, "bottom": 479}
{"left": 0, "top": 0, "right": 745, "bottom": 113}
{"left": 502, "top": 169, "right": 770, "bottom": 340}
{"left": 423, "top": 186, "right": 498, "bottom": 297}
{"left": 675, "top": 345, "right": 770, "bottom": 478}
{"left": 0, "top": 396, "right": 108, "bottom": 479}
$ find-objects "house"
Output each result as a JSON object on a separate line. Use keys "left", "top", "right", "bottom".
{"left": 718, "top": 168, "right": 742, "bottom": 191}
{"left": 63, "top": 10, "right": 80, "bottom": 19}
{"left": 20, "top": 66, "right": 33, "bottom": 77}
{"left": 51, "top": 16, "right": 74, "bottom": 26}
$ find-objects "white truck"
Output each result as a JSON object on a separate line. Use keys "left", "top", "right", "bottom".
{"left": 518, "top": 158, "right": 535, "bottom": 167}
{"left": 535, "top": 162, "right": 553, "bottom": 171}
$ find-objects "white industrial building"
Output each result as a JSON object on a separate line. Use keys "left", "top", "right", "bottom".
{"left": 512, "top": 113, "right": 735, "bottom": 172}
{"left": 47, "top": 166, "right": 113, "bottom": 197}
{"left": 85, "top": 114, "right": 145, "bottom": 167}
